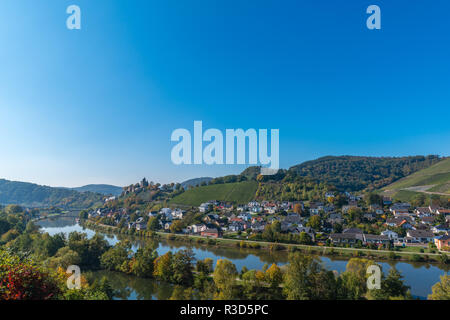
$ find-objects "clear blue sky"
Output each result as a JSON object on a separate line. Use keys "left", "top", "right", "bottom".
{"left": 0, "top": 0, "right": 449, "bottom": 187}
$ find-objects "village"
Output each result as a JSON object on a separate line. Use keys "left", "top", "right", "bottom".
{"left": 86, "top": 189, "right": 450, "bottom": 253}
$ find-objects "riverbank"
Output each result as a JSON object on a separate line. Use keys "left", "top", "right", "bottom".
{"left": 37, "top": 216, "right": 449, "bottom": 299}
{"left": 81, "top": 220, "right": 449, "bottom": 264}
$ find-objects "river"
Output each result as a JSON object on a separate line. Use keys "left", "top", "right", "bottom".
{"left": 37, "top": 216, "right": 449, "bottom": 300}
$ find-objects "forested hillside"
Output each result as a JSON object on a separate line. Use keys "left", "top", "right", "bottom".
{"left": 71, "top": 184, "right": 123, "bottom": 196}
{"left": 0, "top": 179, "right": 104, "bottom": 208}
{"left": 289, "top": 155, "right": 442, "bottom": 192}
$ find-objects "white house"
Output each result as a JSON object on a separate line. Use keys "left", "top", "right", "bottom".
{"left": 381, "top": 229, "right": 398, "bottom": 241}
{"left": 172, "top": 209, "right": 185, "bottom": 219}
{"left": 160, "top": 208, "right": 172, "bottom": 218}
{"left": 238, "top": 212, "right": 252, "bottom": 222}
{"left": 251, "top": 206, "right": 263, "bottom": 214}
{"left": 432, "top": 224, "right": 450, "bottom": 234}
{"left": 189, "top": 224, "right": 207, "bottom": 233}
{"left": 199, "top": 203, "right": 212, "bottom": 213}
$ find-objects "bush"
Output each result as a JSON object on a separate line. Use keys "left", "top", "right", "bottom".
{"left": 0, "top": 250, "right": 61, "bottom": 300}
{"left": 438, "top": 254, "right": 448, "bottom": 264}
{"left": 269, "top": 244, "right": 285, "bottom": 251}
{"left": 388, "top": 251, "right": 397, "bottom": 260}
{"left": 410, "top": 254, "right": 422, "bottom": 262}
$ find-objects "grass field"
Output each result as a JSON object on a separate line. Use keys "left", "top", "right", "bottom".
{"left": 383, "top": 158, "right": 450, "bottom": 191}
{"left": 428, "top": 183, "right": 450, "bottom": 194}
{"left": 387, "top": 190, "right": 421, "bottom": 202}
{"left": 381, "top": 158, "right": 450, "bottom": 202}
{"left": 169, "top": 180, "right": 258, "bottom": 206}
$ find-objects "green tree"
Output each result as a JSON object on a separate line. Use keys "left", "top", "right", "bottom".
{"left": 147, "top": 217, "right": 159, "bottom": 231}
{"left": 171, "top": 249, "right": 195, "bottom": 286}
{"left": 283, "top": 253, "right": 336, "bottom": 300}
{"left": 337, "top": 258, "right": 374, "bottom": 300}
{"left": 367, "top": 267, "right": 411, "bottom": 300}
{"left": 299, "top": 232, "right": 312, "bottom": 244}
{"left": 100, "top": 241, "right": 131, "bottom": 272}
{"left": 170, "top": 220, "right": 184, "bottom": 233}
{"left": 46, "top": 247, "right": 81, "bottom": 270}
{"left": 307, "top": 215, "right": 321, "bottom": 231}
{"left": 428, "top": 275, "right": 450, "bottom": 300}
{"left": 213, "top": 259, "right": 238, "bottom": 300}
{"left": 131, "top": 245, "right": 157, "bottom": 278}
{"left": 271, "top": 220, "right": 281, "bottom": 233}
{"left": 197, "top": 258, "right": 213, "bottom": 275}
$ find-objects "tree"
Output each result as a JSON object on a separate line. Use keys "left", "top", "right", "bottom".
{"left": 347, "top": 207, "right": 363, "bottom": 223}
{"left": 131, "top": 245, "right": 157, "bottom": 278}
{"left": 283, "top": 253, "right": 334, "bottom": 300}
{"left": 100, "top": 242, "right": 131, "bottom": 272}
{"left": 171, "top": 249, "right": 195, "bottom": 286}
{"left": 46, "top": 247, "right": 81, "bottom": 270}
{"left": 271, "top": 220, "right": 281, "bottom": 233}
{"left": 197, "top": 258, "right": 213, "bottom": 275}
{"left": 367, "top": 267, "right": 411, "bottom": 300}
{"left": 333, "top": 223, "right": 343, "bottom": 233}
{"left": 293, "top": 204, "right": 303, "bottom": 215}
{"left": 5, "top": 205, "right": 24, "bottom": 215}
{"left": 170, "top": 286, "right": 193, "bottom": 300}
{"left": 170, "top": 220, "right": 184, "bottom": 233}
{"left": 153, "top": 251, "right": 173, "bottom": 282}
{"left": 0, "top": 249, "right": 61, "bottom": 300}
{"left": 147, "top": 217, "right": 159, "bottom": 231}
{"left": 428, "top": 274, "right": 450, "bottom": 300}
{"left": 411, "top": 193, "right": 427, "bottom": 207}
{"left": 43, "top": 233, "right": 66, "bottom": 257}
{"left": 265, "top": 264, "right": 283, "bottom": 289}
{"left": 213, "top": 259, "right": 238, "bottom": 300}
{"left": 365, "top": 193, "right": 382, "bottom": 206}
{"left": 307, "top": 215, "right": 321, "bottom": 231}
{"left": 299, "top": 232, "right": 312, "bottom": 244}
{"left": 337, "top": 258, "right": 374, "bottom": 300}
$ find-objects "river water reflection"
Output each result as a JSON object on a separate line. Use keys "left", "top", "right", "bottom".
{"left": 38, "top": 216, "right": 449, "bottom": 300}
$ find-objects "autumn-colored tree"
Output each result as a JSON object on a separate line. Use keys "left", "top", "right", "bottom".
{"left": 0, "top": 250, "right": 61, "bottom": 300}
{"left": 153, "top": 251, "right": 173, "bottom": 282}
{"left": 170, "top": 220, "right": 184, "bottom": 233}
{"left": 293, "top": 204, "right": 303, "bottom": 215}
{"left": 265, "top": 264, "right": 283, "bottom": 289}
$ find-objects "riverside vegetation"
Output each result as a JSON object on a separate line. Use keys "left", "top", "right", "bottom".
{"left": 1, "top": 205, "right": 449, "bottom": 300}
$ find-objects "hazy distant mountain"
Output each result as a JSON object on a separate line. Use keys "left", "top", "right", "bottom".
{"left": 180, "top": 177, "right": 213, "bottom": 189}
{"left": 0, "top": 179, "right": 103, "bottom": 208}
{"left": 71, "top": 184, "right": 123, "bottom": 196}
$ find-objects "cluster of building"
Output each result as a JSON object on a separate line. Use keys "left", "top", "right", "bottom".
{"left": 330, "top": 203, "right": 450, "bottom": 249}
{"left": 88, "top": 189, "right": 450, "bottom": 252}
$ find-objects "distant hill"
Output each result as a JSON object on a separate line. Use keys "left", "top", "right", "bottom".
{"left": 180, "top": 177, "right": 213, "bottom": 190}
{"left": 382, "top": 158, "right": 450, "bottom": 200}
{"left": 239, "top": 166, "right": 261, "bottom": 180}
{"left": 289, "top": 155, "right": 442, "bottom": 192}
{"left": 71, "top": 184, "right": 123, "bottom": 196}
{"left": 0, "top": 179, "right": 104, "bottom": 208}
{"left": 170, "top": 181, "right": 258, "bottom": 206}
